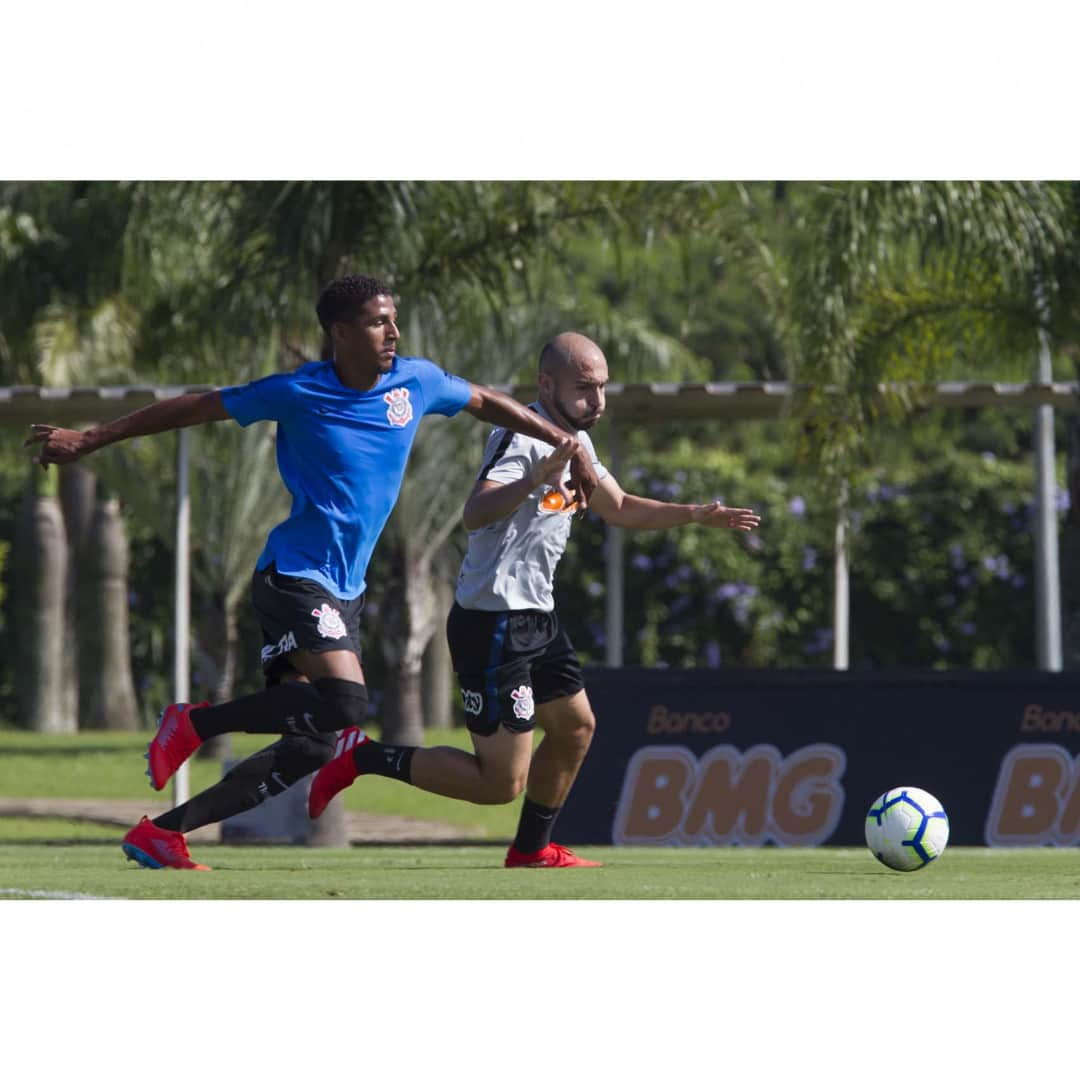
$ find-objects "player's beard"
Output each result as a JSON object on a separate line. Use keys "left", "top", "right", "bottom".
{"left": 551, "top": 391, "right": 601, "bottom": 432}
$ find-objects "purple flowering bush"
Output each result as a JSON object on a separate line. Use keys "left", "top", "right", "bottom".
{"left": 555, "top": 412, "right": 1055, "bottom": 670}
{"left": 555, "top": 421, "right": 834, "bottom": 668}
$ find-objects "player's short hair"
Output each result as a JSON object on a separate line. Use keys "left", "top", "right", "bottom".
{"left": 539, "top": 339, "right": 571, "bottom": 375}
{"left": 316, "top": 275, "right": 394, "bottom": 334}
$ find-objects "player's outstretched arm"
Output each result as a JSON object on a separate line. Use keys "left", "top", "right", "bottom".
{"left": 462, "top": 438, "right": 577, "bottom": 531}
{"left": 24, "top": 390, "right": 229, "bottom": 469}
{"left": 462, "top": 384, "right": 598, "bottom": 512}
{"left": 591, "top": 473, "right": 762, "bottom": 531}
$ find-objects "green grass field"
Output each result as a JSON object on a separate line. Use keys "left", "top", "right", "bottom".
{"left": 2, "top": 841, "right": 1080, "bottom": 900}
{"left": 2, "top": 730, "right": 1079, "bottom": 900}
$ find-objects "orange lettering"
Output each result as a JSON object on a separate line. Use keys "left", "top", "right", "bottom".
{"left": 986, "top": 745, "right": 1074, "bottom": 845}
{"left": 1058, "top": 781, "right": 1080, "bottom": 842}
{"left": 646, "top": 705, "right": 733, "bottom": 735}
{"left": 1021, "top": 705, "right": 1043, "bottom": 732}
{"left": 613, "top": 743, "right": 845, "bottom": 846}
{"left": 684, "top": 746, "right": 776, "bottom": 842}
{"left": 1018, "top": 705, "right": 1080, "bottom": 734}
{"left": 771, "top": 747, "right": 847, "bottom": 843}
{"left": 647, "top": 706, "right": 669, "bottom": 735}
{"left": 613, "top": 748, "right": 696, "bottom": 844}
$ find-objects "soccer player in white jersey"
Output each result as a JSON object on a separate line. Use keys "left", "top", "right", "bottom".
{"left": 308, "top": 332, "right": 762, "bottom": 867}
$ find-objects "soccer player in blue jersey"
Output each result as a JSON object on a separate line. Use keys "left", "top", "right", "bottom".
{"left": 25, "top": 274, "right": 597, "bottom": 870}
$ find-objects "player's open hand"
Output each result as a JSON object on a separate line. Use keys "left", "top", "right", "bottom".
{"left": 23, "top": 425, "right": 92, "bottom": 469}
{"left": 691, "top": 502, "right": 762, "bottom": 531}
{"left": 529, "top": 437, "right": 577, "bottom": 495}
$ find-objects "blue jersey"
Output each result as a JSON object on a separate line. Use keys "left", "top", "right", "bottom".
{"left": 222, "top": 356, "right": 473, "bottom": 600}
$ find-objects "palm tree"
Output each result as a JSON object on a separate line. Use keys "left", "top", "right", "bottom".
{"left": 747, "top": 181, "right": 1078, "bottom": 669}
{"left": 1, "top": 182, "right": 142, "bottom": 731}
{"left": 12, "top": 464, "right": 70, "bottom": 732}
{"left": 756, "top": 181, "right": 1070, "bottom": 480}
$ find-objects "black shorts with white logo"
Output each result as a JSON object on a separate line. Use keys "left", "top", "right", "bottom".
{"left": 445, "top": 602, "right": 584, "bottom": 737}
{"left": 250, "top": 564, "right": 365, "bottom": 685}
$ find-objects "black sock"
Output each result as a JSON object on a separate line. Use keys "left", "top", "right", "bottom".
{"left": 353, "top": 740, "right": 416, "bottom": 784}
{"left": 190, "top": 683, "right": 327, "bottom": 740}
{"left": 153, "top": 732, "right": 335, "bottom": 833}
{"left": 513, "top": 797, "right": 560, "bottom": 853}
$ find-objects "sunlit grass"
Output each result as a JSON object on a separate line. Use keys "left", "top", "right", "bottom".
{"left": 0, "top": 728, "right": 522, "bottom": 839}
{"left": 1, "top": 845, "right": 1078, "bottom": 900}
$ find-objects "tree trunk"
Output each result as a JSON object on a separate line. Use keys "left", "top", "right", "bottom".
{"left": 78, "top": 496, "right": 139, "bottom": 730}
{"left": 13, "top": 476, "right": 72, "bottom": 732}
{"left": 306, "top": 785, "right": 348, "bottom": 847}
{"left": 195, "top": 596, "right": 237, "bottom": 761}
{"left": 421, "top": 572, "right": 454, "bottom": 729}
{"left": 59, "top": 463, "right": 96, "bottom": 731}
{"left": 382, "top": 659, "right": 425, "bottom": 746}
{"left": 378, "top": 545, "right": 439, "bottom": 745}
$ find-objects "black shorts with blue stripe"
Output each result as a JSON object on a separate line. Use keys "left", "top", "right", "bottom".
{"left": 445, "top": 602, "right": 584, "bottom": 736}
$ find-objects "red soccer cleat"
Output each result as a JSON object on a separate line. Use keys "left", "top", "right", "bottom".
{"left": 307, "top": 726, "right": 369, "bottom": 819}
{"left": 122, "top": 816, "right": 211, "bottom": 871}
{"left": 504, "top": 842, "right": 603, "bottom": 868}
{"left": 146, "top": 701, "right": 208, "bottom": 790}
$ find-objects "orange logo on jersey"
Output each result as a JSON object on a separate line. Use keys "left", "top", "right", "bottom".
{"left": 539, "top": 489, "right": 577, "bottom": 514}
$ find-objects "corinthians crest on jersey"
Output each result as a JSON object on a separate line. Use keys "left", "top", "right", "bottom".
{"left": 383, "top": 387, "right": 413, "bottom": 427}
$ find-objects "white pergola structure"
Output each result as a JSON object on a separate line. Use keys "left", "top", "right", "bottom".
{"left": 3, "top": 379, "right": 1077, "bottom": 804}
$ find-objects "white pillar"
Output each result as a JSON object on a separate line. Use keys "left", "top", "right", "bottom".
{"left": 173, "top": 427, "right": 192, "bottom": 807}
{"left": 1034, "top": 326, "right": 1063, "bottom": 671}
{"left": 833, "top": 482, "right": 850, "bottom": 671}
{"left": 605, "top": 417, "right": 624, "bottom": 667}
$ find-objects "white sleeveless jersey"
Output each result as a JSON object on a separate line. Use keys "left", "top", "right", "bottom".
{"left": 454, "top": 402, "right": 607, "bottom": 612}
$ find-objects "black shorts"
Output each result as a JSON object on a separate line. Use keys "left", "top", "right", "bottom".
{"left": 250, "top": 564, "right": 364, "bottom": 685}
{"left": 446, "top": 603, "right": 584, "bottom": 736}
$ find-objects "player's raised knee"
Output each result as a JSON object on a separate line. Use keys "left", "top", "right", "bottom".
{"left": 312, "top": 677, "right": 368, "bottom": 731}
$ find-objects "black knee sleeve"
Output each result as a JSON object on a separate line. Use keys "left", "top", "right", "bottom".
{"left": 311, "top": 678, "right": 369, "bottom": 732}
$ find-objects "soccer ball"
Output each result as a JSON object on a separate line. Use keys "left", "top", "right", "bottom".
{"left": 865, "top": 787, "right": 949, "bottom": 872}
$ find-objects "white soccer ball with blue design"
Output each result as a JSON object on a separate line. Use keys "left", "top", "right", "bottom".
{"left": 865, "top": 786, "right": 949, "bottom": 872}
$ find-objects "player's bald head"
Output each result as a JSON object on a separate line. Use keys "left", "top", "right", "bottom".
{"left": 539, "top": 332, "right": 605, "bottom": 376}
{"left": 537, "top": 332, "right": 608, "bottom": 432}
